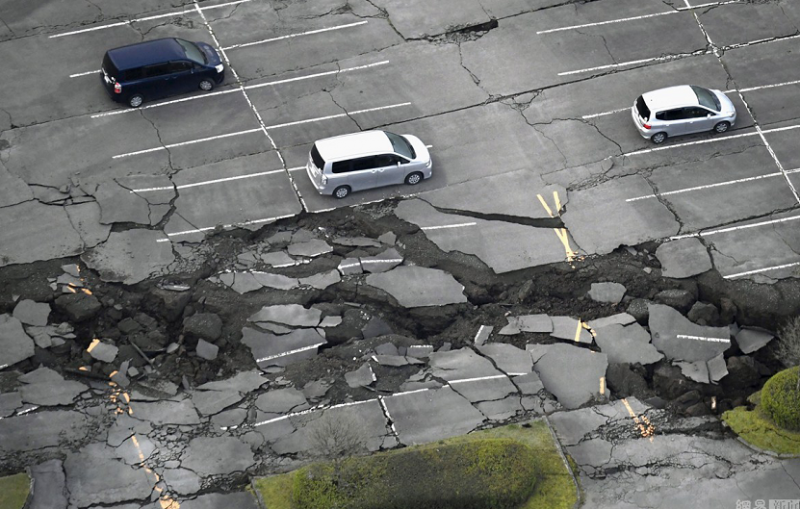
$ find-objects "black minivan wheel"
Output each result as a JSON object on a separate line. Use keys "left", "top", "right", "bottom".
{"left": 405, "top": 172, "right": 423, "bottom": 185}
{"left": 333, "top": 186, "right": 351, "bottom": 199}
{"left": 199, "top": 79, "right": 214, "bottom": 91}
{"left": 128, "top": 94, "right": 144, "bottom": 108}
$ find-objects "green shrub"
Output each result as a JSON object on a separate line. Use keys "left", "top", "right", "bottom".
{"left": 292, "top": 438, "right": 539, "bottom": 509}
{"left": 761, "top": 367, "right": 800, "bottom": 431}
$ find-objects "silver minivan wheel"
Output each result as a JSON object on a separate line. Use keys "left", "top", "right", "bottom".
{"left": 199, "top": 79, "right": 214, "bottom": 91}
{"left": 129, "top": 94, "right": 144, "bottom": 108}
{"left": 405, "top": 172, "right": 423, "bottom": 185}
{"left": 651, "top": 132, "right": 667, "bottom": 144}
{"left": 714, "top": 121, "right": 730, "bottom": 133}
{"left": 333, "top": 186, "right": 350, "bottom": 199}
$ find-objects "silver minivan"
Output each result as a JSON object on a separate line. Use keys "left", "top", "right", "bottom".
{"left": 632, "top": 85, "right": 737, "bottom": 144}
{"left": 306, "top": 130, "right": 432, "bottom": 199}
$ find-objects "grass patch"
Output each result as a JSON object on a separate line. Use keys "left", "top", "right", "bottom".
{"left": 723, "top": 404, "right": 800, "bottom": 455}
{"left": 0, "top": 473, "right": 30, "bottom": 509}
{"left": 255, "top": 420, "right": 577, "bottom": 509}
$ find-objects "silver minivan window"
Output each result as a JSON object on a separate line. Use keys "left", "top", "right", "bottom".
{"left": 690, "top": 86, "right": 720, "bottom": 112}
{"left": 385, "top": 132, "right": 415, "bottom": 159}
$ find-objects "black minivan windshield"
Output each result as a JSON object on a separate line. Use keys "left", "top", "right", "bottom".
{"left": 386, "top": 132, "right": 415, "bottom": 159}
{"left": 177, "top": 39, "right": 206, "bottom": 64}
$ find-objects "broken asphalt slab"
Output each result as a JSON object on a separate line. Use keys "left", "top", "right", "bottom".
{"left": 365, "top": 265, "right": 468, "bottom": 307}
{"left": 532, "top": 343, "right": 608, "bottom": 409}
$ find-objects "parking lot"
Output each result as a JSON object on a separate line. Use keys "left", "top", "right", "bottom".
{"left": 1, "top": 0, "right": 800, "bottom": 281}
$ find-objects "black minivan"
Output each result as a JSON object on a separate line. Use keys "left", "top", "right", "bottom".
{"left": 101, "top": 38, "right": 225, "bottom": 108}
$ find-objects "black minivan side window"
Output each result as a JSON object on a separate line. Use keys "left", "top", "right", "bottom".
{"left": 331, "top": 161, "right": 353, "bottom": 174}
{"left": 123, "top": 67, "right": 145, "bottom": 81}
{"left": 169, "top": 61, "right": 192, "bottom": 73}
{"left": 144, "top": 63, "right": 172, "bottom": 78}
{"left": 351, "top": 156, "right": 378, "bottom": 172}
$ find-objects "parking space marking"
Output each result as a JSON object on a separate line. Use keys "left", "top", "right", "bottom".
{"left": 157, "top": 212, "right": 297, "bottom": 241}
{"left": 131, "top": 169, "right": 285, "bottom": 193}
{"left": 113, "top": 127, "right": 263, "bottom": 158}
{"left": 625, "top": 168, "right": 800, "bottom": 202}
{"left": 676, "top": 334, "right": 730, "bottom": 343}
{"left": 724, "top": 261, "right": 800, "bottom": 279}
{"left": 560, "top": 51, "right": 709, "bottom": 76}
{"left": 112, "top": 102, "right": 411, "bottom": 159}
{"left": 221, "top": 20, "right": 368, "bottom": 50}
{"left": 625, "top": 123, "right": 800, "bottom": 157}
{"left": 89, "top": 61, "right": 389, "bottom": 117}
{"left": 421, "top": 222, "right": 478, "bottom": 230}
{"left": 49, "top": 0, "right": 252, "bottom": 38}
{"left": 537, "top": 1, "right": 740, "bottom": 34}
{"left": 671, "top": 214, "right": 800, "bottom": 240}
{"left": 537, "top": 191, "right": 579, "bottom": 262}
{"left": 449, "top": 374, "right": 508, "bottom": 384}
{"left": 70, "top": 69, "right": 100, "bottom": 78}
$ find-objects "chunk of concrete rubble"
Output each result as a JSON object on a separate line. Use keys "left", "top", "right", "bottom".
{"left": 61, "top": 264, "right": 81, "bottom": 278}
{"left": 0, "top": 410, "right": 91, "bottom": 453}
{"left": 19, "top": 367, "right": 87, "bottom": 406}
{"left": 378, "top": 231, "right": 396, "bottom": 245}
{"left": 550, "top": 316, "right": 593, "bottom": 344}
{"left": 675, "top": 360, "right": 710, "bottom": 383}
{"left": 29, "top": 459, "right": 67, "bottom": 509}
{"left": 299, "top": 269, "right": 341, "bottom": 289}
{"left": 360, "top": 248, "right": 404, "bottom": 273}
{"left": 302, "top": 380, "right": 331, "bottom": 401}
{"left": 253, "top": 271, "right": 300, "bottom": 290}
{"left": 593, "top": 323, "right": 664, "bottom": 365}
{"left": 54, "top": 292, "right": 102, "bottom": 322}
{"left": 366, "top": 266, "right": 468, "bottom": 307}
{"left": 649, "top": 303, "right": 730, "bottom": 362}
{"left": 115, "top": 434, "right": 157, "bottom": 465}
{"left": 478, "top": 343, "right": 533, "bottom": 375}
{"left": 129, "top": 398, "right": 201, "bottom": 425}
{"left": 734, "top": 327, "right": 774, "bottom": 354}
{"left": 0, "top": 314, "right": 35, "bottom": 369}
{"left": 707, "top": 353, "right": 728, "bottom": 383}
{"left": 588, "top": 313, "right": 636, "bottom": 329}
{"left": 383, "top": 386, "right": 485, "bottom": 446}
{"left": 500, "top": 314, "right": 553, "bottom": 335}
{"left": 190, "top": 388, "right": 243, "bottom": 416}
{"left": 319, "top": 315, "right": 343, "bottom": 327}
{"left": 533, "top": 343, "right": 609, "bottom": 409}
{"left": 333, "top": 236, "right": 383, "bottom": 248}
{"left": 12, "top": 299, "right": 51, "bottom": 326}
{"left": 82, "top": 229, "right": 175, "bottom": 284}
{"left": 248, "top": 304, "right": 322, "bottom": 327}
{"left": 260, "top": 251, "right": 299, "bottom": 268}
{"left": 346, "top": 363, "right": 376, "bottom": 388}
{"left": 338, "top": 258, "right": 363, "bottom": 275}
{"left": 87, "top": 339, "right": 118, "bottom": 363}
{"left": 182, "top": 437, "right": 257, "bottom": 476}
{"left": 211, "top": 271, "right": 263, "bottom": 294}
{"left": 588, "top": 282, "right": 627, "bottom": 304}
{"left": 197, "top": 370, "right": 266, "bottom": 394}
{"left": 287, "top": 239, "right": 332, "bottom": 257}
{"left": 473, "top": 325, "right": 493, "bottom": 346}
{"left": 64, "top": 443, "right": 153, "bottom": 508}
{"left": 372, "top": 355, "right": 424, "bottom": 366}
{"left": 161, "top": 468, "right": 202, "bottom": 496}
{"left": 194, "top": 339, "right": 219, "bottom": 362}
{"left": 0, "top": 391, "right": 23, "bottom": 417}
{"left": 243, "top": 327, "right": 327, "bottom": 368}
{"left": 375, "top": 342, "right": 399, "bottom": 356}
{"left": 255, "top": 388, "right": 310, "bottom": 414}
{"left": 183, "top": 313, "right": 222, "bottom": 341}
{"left": 656, "top": 238, "right": 713, "bottom": 278}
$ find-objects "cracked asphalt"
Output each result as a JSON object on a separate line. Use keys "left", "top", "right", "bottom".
{"left": 2, "top": 0, "right": 800, "bottom": 507}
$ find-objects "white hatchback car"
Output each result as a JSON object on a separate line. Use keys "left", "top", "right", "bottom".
{"left": 632, "top": 85, "right": 737, "bottom": 144}
{"left": 306, "top": 130, "right": 432, "bottom": 199}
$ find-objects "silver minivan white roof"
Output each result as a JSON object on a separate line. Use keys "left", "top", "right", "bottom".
{"left": 314, "top": 131, "right": 393, "bottom": 162}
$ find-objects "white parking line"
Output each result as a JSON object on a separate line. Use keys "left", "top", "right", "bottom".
{"left": 421, "top": 222, "right": 478, "bottom": 230}
{"left": 676, "top": 334, "right": 730, "bottom": 343}
{"left": 70, "top": 69, "right": 100, "bottom": 78}
{"left": 671, "top": 214, "right": 800, "bottom": 240}
{"left": 581, "top": 107, "right": 629, "bottom": 120}
{"left": 559, "top": 51, "right": 708, "bottom": 76}
{"left": 113, "top": 102, "right": 411, "bottom": 159}
{"left": 449, "top": 374, "right": 508, "bottom": 384}
{"left": 221, "top": 20, "right": 368, "bottom": 50}
{"left": 724, "top": 261, "right": 800, "bottom": 279}
{"left": 537, "top": 1, "right": 740, "bottom": 34}
{"left": 131, "top": 169, "right": 285, "bottom": 193}
{"left": 89, "top": 61, "right": 389, "bottom": 118}
{"left": 157, "top": 212, "right": 296, "bottom": 241}
{"left": 113, "top": 128, "right": 263, "bottom": 159}
{"left": 49, "top": 0, "right": 251, "bottom": 38}
{"left": 256, "top": 342, "right": 326, "bottom": 363}
{"left": 625, "top": 168, "right": 800, "bottom": 202}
